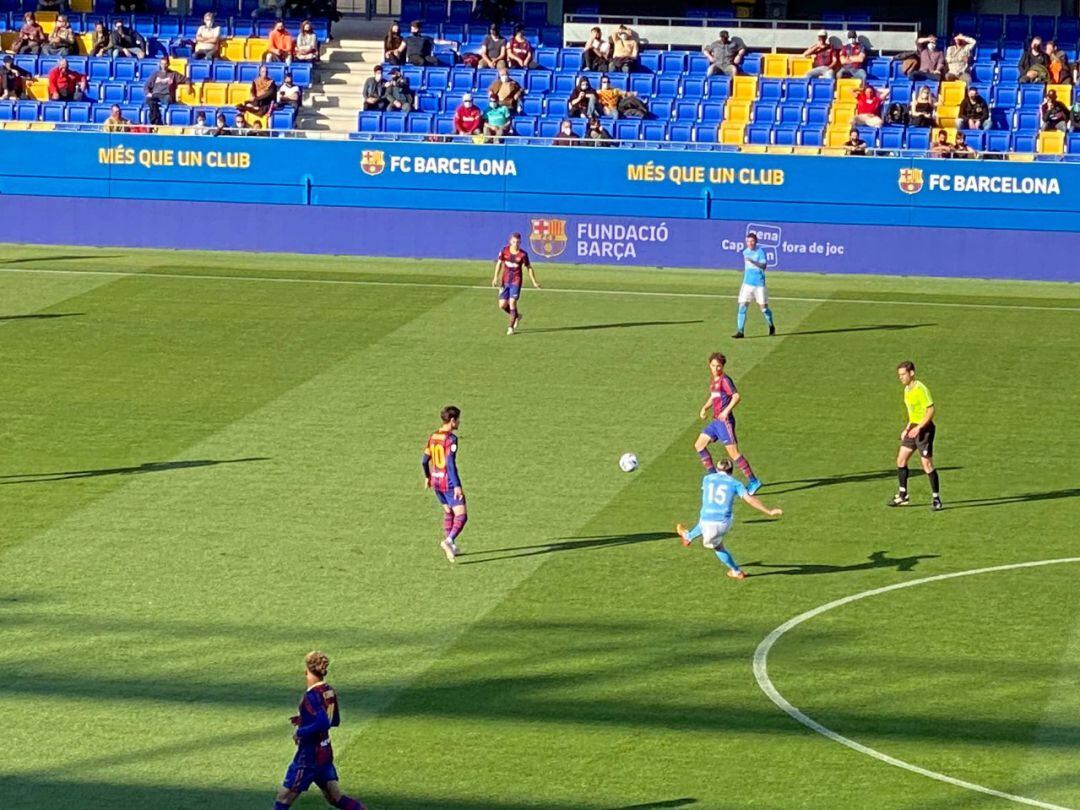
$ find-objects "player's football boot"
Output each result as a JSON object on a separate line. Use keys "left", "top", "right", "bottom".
{"left": 768, "top": 324, "right": 776, "bottom": 336}
{"left": 931, "top": 497, "right": 944, "bottom": 511}
{"left": 727, "top": 569, "right": 747, "bottom": 580}
{"left": 675, "top": 523, "right": 692, "bottom": 547}
{"left": 731, "top": 331, "right": 745, "bottom": 339}
{"left": 887, "top": 492, "right": 911, "bottom": 507}
{"left": 746, "top": 477, "right": 762, "bottom": 495}
{"left": 440, "top": 539, "right": 458, "bottom": 562}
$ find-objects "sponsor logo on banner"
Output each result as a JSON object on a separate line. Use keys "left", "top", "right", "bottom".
{"left": 360, "top": 150, "right": 386, "bottom": 176}
{"left": 746, "top": 223, "right": 781, "bottom": 267}
{"left": 530, "top": 218, "right": 568, "bottom": 258}
{"left": 898, "top": 168, "right": 924, "bottom": 194}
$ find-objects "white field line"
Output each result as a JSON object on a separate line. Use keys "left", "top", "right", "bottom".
{"left": 753, "top": 557, "right": 1080, "bottom": 810}
{"left": 1, "top": 266, "right": 1078, "bottom": 313}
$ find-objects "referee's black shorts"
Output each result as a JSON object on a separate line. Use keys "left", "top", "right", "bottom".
{"left": 900, "top": 421, "right": 936, "bottom": 458}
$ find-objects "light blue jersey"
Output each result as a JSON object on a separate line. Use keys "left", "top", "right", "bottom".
{"left": 742, "top": 247, "right": 768, "bottom": 287}
{"left": 699, "top": 471, "right": 748, "bottom": 523}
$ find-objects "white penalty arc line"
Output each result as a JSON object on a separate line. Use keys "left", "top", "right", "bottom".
{"left": 753, "top": 557, "right": 1080, "bottom": 810}
{"left": 0, "top": 266, "right": 1078, "bottom": 313}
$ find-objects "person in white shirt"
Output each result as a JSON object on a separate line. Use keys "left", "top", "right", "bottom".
{"left": 190, "top": 111, "right": 211, "bottom": 135}
{"left": 276, "top": 73, "right": 302, "bottom": 111}
{"left": 194, "top": 12, "right": 222, "bottom": 60}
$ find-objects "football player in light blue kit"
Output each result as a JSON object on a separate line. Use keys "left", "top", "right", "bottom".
{"left": 732, "top": 232, "right": 776, "bottom": 339}
{"left": 676, "top": 458, "right": 783, "bottom": 579}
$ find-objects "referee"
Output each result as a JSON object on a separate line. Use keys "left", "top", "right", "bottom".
{"left": 889, "top": 361, "right": 943, "bottom": 511}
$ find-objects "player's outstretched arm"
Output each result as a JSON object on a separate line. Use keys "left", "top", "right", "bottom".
{"left": 743, "top": 494, "right": 782, "bottom": 517}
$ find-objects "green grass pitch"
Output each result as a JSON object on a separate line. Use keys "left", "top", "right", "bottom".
{"left": 1, "top": 244, "right": 1078, "bottom": 810}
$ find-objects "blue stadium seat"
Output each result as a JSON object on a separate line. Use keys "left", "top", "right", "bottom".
{"left": 659, "top": 51, "right": 686, "bottom": 74}
{"left": 357, "top": 110, "right": 382, "bottom": 132}
{"left": 998, "top": 65, "right": 1021, "bottom": 84}
{"left": 538, "top": 118, "right": 560, "bottom": 138}
{"left": 855, "top": 125, "right": 878, "bottom": 146}
{"left": 526, "top": 71, "right": 551, "bottom": 95}
{"left": 407, "top": 112, "right": 433, "bottom": 134}
{"left": 552, "top": 73, "right": 576, "bottom": 94}
{"left": 752, "top": 102, "right": 777, "bottom": 123}
{"left": 783, "top": 80, "right": 808, "bottom": 103}
{"left": 512, "top": 115, "right": 536, "bottom": 137}
{"left": 692, "top": 122, "right": 717, "bottom": 142}
{"left": 879, "top": 127, "right": 904, "bottom": 150}
{"left": 424, "top": 1, "right": 448, "bottom": 25}
{"left": 1057, "top": 18, "right": 1080, "bottom": 46}
{"left": 777, "top": 103, "right": 802, "bottom": 126}
{"left": 1015, "top": 110, "right": 1040, "bottom": 131}
{"left": 758, "top": 78, "right": 782, "bottom": 102}
{"left": 448, "top": 0, "right": 470, "bottom": 24}
{"left": 681, "top": 76, "right": 705, "bottom": 98}
{"left": 270, "top": 108, "right": 296, "bottom": 129}
{"left": 523, "top": 1, "right": 546, "bottom": 26}
{"left": 866, "top": 59, "right": 890, "bottom": 82}
{"left": 137, "top": 58, "right": 161, "bottom": 80}
{"left": 888, "top": 81, "right": 912, "bottom": 105}
{"left": 440, "top": 92, "right": 462, "bottom": 112}
{"left": 705, "top": 76, "right": 730, "bottom": 100}
{"left": 434, "top": 114, "right": 454, "bottom": 135}
{"left": 674, "top": 99, "right": 698, "bottom": 119}
{"left": 805, "top": 103, "right": 829, "bottom": 127}
{"left": 554, "top": 47, "right": 581, "bottom": 71}
{"left": 1013, "top": 131, "right": 1037, "bottom": 151}
{"left": 425, "top": 67, "right": 450, "bottom": 91}
{"left": 649, "top": 99, "right": 673, "bottom": 120}
{"left": 401, "top": 0, "right": 423, "bottom": 22}
{"left": 614, "top": 119, "right": 640, "bottom": 140}
{"left": 741, "top": 53, "right": 762, "bottom": 75}
{"left": 655, "top": 76, "right": 679, "bottom": 97}
{"left": 1018, "top": 84, "right": 1043, "bottom": 108}
{"left": 182, "top": 18, "right": 202, "bottom": 38}
{"left": 86, "top": 57, "right": 111, "bottom": 81}
{"left": 700, "top": 100, "right": 725, "bottom": 122}
{"left": 67, "top": 56, "right": 87, "bottom": 75}
{"left": 213, "top": 62, "right": 238, "bottom": 82}
{"left": 289, "top": 64, "right": 313, "bottom": 87}
{"left": 799, "top": 127, "right": 824, "bottom": 147}
{"left": 543, "top": 95, "right": 569, "bottom": 115}
{"left": 92, "top": 104, "right": 113, "bottom": 124}
{"left": 102, "top": 82, "right": 127, "bottom": 103}
{"left": 808, "top": 78, "right": 833, "bottom": 104}
{"left": 66, "top": 102, "right": 92, "bottom": 123}
{"left": 235, "top": 63, "right": 258, "bottom": 83}
{"left": 521, "top": 95, "right": 543, "bottom": 116}
{"left": 1005, "top": 14, "right": 1029, "bottom": 42}
{"left": 188, "top": 60, "right": 212, "bottom": 83}
{"left": 995, "top": 86, "right": 1018, "bottom": 108}
{"left": 642, "top": 120, "right": 666, "bottom": 140}
{"left": 157, "top": 16, "right": 181, "bottom": 38}
{"left": 639, "top": 51, "right": 660, "bottom": 74}
{"left": 978, "top": 15, "right": 1004, "bottom": 41}
{"left": 906, "top": 128, "right": 931, "bottom": 150}
{"left": 1030, "top": 15, "right": 1055, "bottom": 40}
{"left": 687, "top": 54, "right": 709, "bottom": 76}
{"left": 668, "top": 121, "right": 693, "bottom": 141}
{"left": 963, "top": 131, "right": 987, "bottom": 151}
{"left": 41, "top": 102, "right": 66, "bottom": 123}
{"left": 630, "top": 74, "right": 655, "bottom": 96}
{"left": 166, "top": 106, "right": 194, "bottom": 125}
{"left": 536, "top": 47, "right": 558, "bottom": 70}
{"left": 953, "top": 13, "right": 977, "bottom": 34}
{"left": 968, "top": 63, "right": 993, "bottom": 84}
{"left": 540, "top": 25, "right": 562, "bottom": 47}
{"left": 119, "top": 102, "right": 143, "bottom": 123}
{"left": 449, "top": 67, "right": 474, "bottom": 92}
{"left": 773, "top": 124, "right": 799, "bottom": 145}
{"left": 987, "top": 130, "right": 1011, "bottom": 152}
{"left": 39, "top": 55, "right": 60, "bottom": 76}
{"left": 746, "top": 123, "right": 771, "bottom": 144}
{"left": 1000, "top": 42, "right": 1023, "bottom": 61}
{"left": 1068, "top": 132, "right": 1080, "bottom": 153}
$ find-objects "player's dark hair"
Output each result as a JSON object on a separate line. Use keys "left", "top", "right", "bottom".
{"left": 708, "top": 352, "right": 727, "bottom": 366}
{"left": 305, "top": 650, "right": 330, "bottom": 679}
{"left": 441, "top": 405, "right": 461, "bottom": 422}
{"left": 746, "top": 232, "right": 757, "bottom": 241}
{"left": 509, "top": 232, "right": 521, "bottom": 240}
{"left": 897, "top": 360, "right": 916, "bottom": 373}
{"left": 717, "top": 458, "right": 734, "bottom": 473}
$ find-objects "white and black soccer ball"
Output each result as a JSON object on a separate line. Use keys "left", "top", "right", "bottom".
{"left": 619, "top": 453, "right": 639, "bottom": 473}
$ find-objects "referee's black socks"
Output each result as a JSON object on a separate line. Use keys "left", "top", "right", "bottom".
{"left": 928, "top": 469, "right": 940, "bottom": 496}
{"left": 897, "top": 466, "right": 909, "bottom": 492}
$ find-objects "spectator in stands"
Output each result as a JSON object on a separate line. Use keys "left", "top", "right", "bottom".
{"left": 248, "top": 119, "right": 269, "bottom": 136}
{"left": 945, "top": 33, "right": 975, "bottom": 83}
{"left": 597, "top": 74, "right": 623, "bottom": 117}
{"left": 109, "top": 19, "right": 145, "bottom": 59}
{"left": 384, "top": 67, "right": 413, "bottom": 113}
{"left": 0, "top": 55, "right": 32, "bottom": 100}
{"left": 608, "top": 24, "right": 638, "bottom": 73}
{"left": 38, "top": 0, "right": 69, "bottom": 16}
{"left": 230, "top": 111, "right": 249, "bottom": 135}
{"left": 487, "top": 67, "right": 523, "bottom": 113}
{"left": 42, "top": 15, "right": 76, "bottom": 57}
{"left": 143, "top": 57, "right": 192, "bottom": 126}
{"left": 47, "top": 57, "right": 85, "bottom": 101}
{"left": 1047, "top": 47, "right": 1071, "bottom": 85}
{"left": 837, "top": 30, "right": 867, "bottom": 80}
{"left": 507, "top": 26, "right": 538, "bottom": 70}
{"left": 103, "top": 103, "right": 130, "bottom": 132}
{"left": 453, "top": 92, "right": 483, "bottom": 136}
{"left": 568, "top": 76, "right": 598, "bottom": 118}
{"left": 911, "top": 34, "right": 945, "bottom": 81}
{"left": 930, "top": 128, "right": 952, "bottom": 156}
{"left": 193, "top": 13, "right": 222, "bottom": 60}
{"left": 15, "top": 13, "right": 46, "bottom": 55}
{"left": 89, "top": 20, "right": 109, "bottom": 56}
{"left": 238, "top": 64, "right": 278, "bottom": 116}
{"left": 114, "top": 0, "right": 147, "bottom": 13}
{"left": 843, "top": 128, "right": 867, "bottom": 155}
{"left": 1019, "top": 37, "right": 1048, "bottom": 84}
{"left": 958, "top": 85, "right": 991, "bottom": 130}
{"left": 952, "top": 130, "right": 975, "bottom": 158}
{"left": 479, "top": 24, "right": 507, "bottom": 69}
{"left": 1042, "top": 89, "right": 1069, "bottom": 132}
{"left": 211, "top": 111, "right": 228, "bottom": 136}
{"left": 363, "top": 65, "right": 385, "bottom": 110}
{"left": 277, "top": 72, "right": 301, "bottom": 111}
{"left": 294, "top": 20, "right": 319, "bottom": 63}
{"left": 383, "top": 21, "right": 406, "bottom": 65}
{"left": 581, "top": 26, "right": 609, "bottom": 72}
{"left": 585, "top": 115, "right": 613, "bottom": 145}
{"left": 909, "top": 85, "right": 935, "bottom": 127}
{"left": 191, "top": 110, "right": 210, "bottom": 134}
{"left": 553, "top": 118, "right": 577, "bottom": 146}
{"left": 266, "top": 19, "right": 295, "bottom": 65}
{"left": 803, "top": 30, "right": 838, "bottom": 79}
{"left": 483, "top": 98, "right": 512, "bottom": 142}
{"left": 405, "top": 21, "right": 436, "bottom": 67}
{"left": 852, "top": 84, "right": 887, "bottom": 127}
{"left": 703, "top": 30, "right": 745, "bottom": 78}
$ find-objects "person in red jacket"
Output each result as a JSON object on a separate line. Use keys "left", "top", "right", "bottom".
{"left": 453, "top": 92, "right": 483, "bottom": 136}
{"left": 47, "top": 57, "right": 86, "bottom": 102}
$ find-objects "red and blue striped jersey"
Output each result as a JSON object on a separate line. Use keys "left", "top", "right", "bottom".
{"left": 497, "top": 246, "right": 530, "bottom": 286}
{"left": 709, "top": 374, "right": 738, "bottom": 420}
{"left": 294, "top": 682, "right": 340, "bottom": 766}
{"left": 423, "top": 429, "right": 460, "bottom": 492}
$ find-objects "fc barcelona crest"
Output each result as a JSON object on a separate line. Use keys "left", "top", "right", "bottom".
{"left": 360, "top": 150, "right": 386, "bottom": 176}
{"left": 529, "top": 218, "right": 568, "bottom": 259}
{"left": 898, "top": 168, "right": 924, "bottom": 194}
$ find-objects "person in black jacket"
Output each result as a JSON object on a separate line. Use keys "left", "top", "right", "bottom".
{"left": 1041, "top": 89, "right": 1069, "bottom": 131}
{"left": 404, "top": 21, "right": 436, "bottom": 67}
{"left": 1019, "top": 37, "right": 1048, "bottom": 83}
{"left": 958, "top": 86, "right": 990, "bottom": 130}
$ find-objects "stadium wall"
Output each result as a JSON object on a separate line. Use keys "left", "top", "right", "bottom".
{"left": 2, "top": 131, "right": 1078, "bottom": 282}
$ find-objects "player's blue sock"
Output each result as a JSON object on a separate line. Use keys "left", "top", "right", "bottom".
{"left": 737, "top": 304, "right": 747, "bottom": 332}
{"left": 687, "top": 523, "right": 703, "bottom": 541}
{"left": 762, "top": 307, "right": 774, "bottom": 327}
{"left": 715, "top": 548, "right": 741, "bottom": 572}
{"left": 697, "top": 449, "right": 717, "bottom": 473}
{"left": 333, "top": 796, "right": 366, "bottom": 810}
{"left": 273, "top": 802, "right": 291, "bottom": 810}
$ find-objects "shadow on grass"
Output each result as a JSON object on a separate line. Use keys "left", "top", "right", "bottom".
{"left": 0, "top": 457, "right": 270, "bottom": 485}
{"left": 741, "top": 550, "right": 940, "bottom": 577}
{"left": 747, "top": 323, "right": 936, "bottom": 339}
{"left": 458, "top": 532, "right": 675, "bottom": 564}
{"left": 763, "top": 466, "right": 962, "bottom": 495}
{"left": 942, "top": 487, "right": 1080, "bottom": 510}
{"left": 0, "top": 312, "right": 83, "bottom": 322}
{"left": 521, "top": 319, "right": 703, "bottom": 335}
{"left": 0, "top": 254, "right": 123, "bottom": 265}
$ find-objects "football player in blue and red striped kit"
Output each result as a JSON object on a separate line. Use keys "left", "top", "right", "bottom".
{"left": 693, "top": 352, "right": 762, "bottom": 494}
{"left": 491, "top": 232, "right": 540, "bottom": 335}
{"left": 273, "top": 651, "right": 366, "bottom": 810}
{"left": 422, "top": 405, "right": 468, "bottom": 562}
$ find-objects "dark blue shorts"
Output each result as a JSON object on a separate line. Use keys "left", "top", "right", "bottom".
{"left": 283, "top": 760, "right": 338, "bottom": 792}
{"left": 703, "top": 419, "right": 737, "bottom": 445}
{"left": 499, "top": 284, "right": 521, "bottom": 301}
{"left": 435, "top": 488, "right": 465, "bottom": 508}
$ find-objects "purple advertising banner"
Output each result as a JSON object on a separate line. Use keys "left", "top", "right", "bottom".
{"left": 1, "top": 194, "right": 1077, "bottom": 282}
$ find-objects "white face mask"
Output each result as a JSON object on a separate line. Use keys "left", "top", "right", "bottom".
{"left": 848, "top": 37, "right": 857, "bottom": 44}
{"left": 927, "top": 42, "right": 936, "bottom": 50}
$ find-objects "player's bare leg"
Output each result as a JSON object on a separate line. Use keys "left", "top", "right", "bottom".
{"left": 274, "top": 787, "right": 301, "bottom": 807}
{"left": 890, "top": 445, "right": 916, "bottom": 506}
{"left": 319, "top": 780, "right": 366, "bottom": 810}
{"left": 721, "top": 441, "right": 761, "bottom": 494}
{"left": 507, "top": 296, "right": 521, "bottom": 334}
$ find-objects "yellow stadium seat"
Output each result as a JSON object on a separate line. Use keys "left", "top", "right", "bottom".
{"left": 731, "top": 75, "right": 757, "bottom": 101}
{"left": 766, "top": 145, "right": 794, "bottom": 154}
{"left": 27, "top": 121, "right": 54, "bottom": 131}
{"left": 70, "top": 0, "right": 93, "bottom": 11}
{"left": 787, "top": 56, "right": 813, "bottom": 76}
{"left": 27, "top": 82, "right": 50, "bottom": 101}
{"left": 76, "top": 32, "right": 93, "bottom": 55}
{"left": 821, "top": 147, "right": 847, "bottom": 156}
{"left": 792, "top": 145, "right": 821, "bottom": 155}
{"left": 1038, "top": 130, "right": 1065, "bottom": 155}
{"left": 169, "top": 57, "right": 188, "bottom": 76}
{"left": 221, "top": 38, "right": 247, "bottom": 61}
{"left": 3, "top": 121, "right": 31, "bottom": 130}
{"left": 1008, "top": 153, "right": 1036, "bottom": 162}
{"left": 939, "top": 80, "right": 965, "bottom": 107}
{"left": 834, "top": 77, "right": 862, "bottom": 99}
{"left": 723, "top": 99, "right": 752, "bottom": 125}
{"left": 825, "top": 127, "right": 851, "bottom": 148}
{"left": 227, "top": 83, "right": 251, "bottom": 104}
{"left": 245, "top": 38, "right": 269, "bottom": 61}
{"left": 201, "top": 82, "right": 229, "bottom": 106}
{"left": 154, "top": 126, "right": 184, "bottom": 135}
{"left": 36, "top": 11, "right": 57, "bottom": 32}
{"left": 741, "top": 144, "right": 769, "bottom": 153}
{"left": 829, "top": 101, "right": 855, "bottom": 124}
{"left": 176, "top": 83, "right": 200, "bottom": 105}
{"left": 1047, "top": 84, "right": 1072, "bottom": 106}
{"left": 761, "top": 54, "right": 788, "bottom": 78}
{"left": 719, "top": 122, "right": 744, "bottom": 145}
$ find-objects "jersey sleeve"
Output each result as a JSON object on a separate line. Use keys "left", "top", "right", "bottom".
{"left": 721, "top": 375, "right": 737, "bottom": 396}
{"left": 444, "top": 434, "right": 461, "bottom": 487}
{"left": 920, "top": 384, "right": 933, "bottom": 407}
{"left": 521, "top": 250, "right": 532, "bottom": 267}
{"left": 295, "top": 693, "right": 332, "bottom": 739}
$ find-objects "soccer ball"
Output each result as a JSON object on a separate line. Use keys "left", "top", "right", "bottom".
{"left": 619, "top": 453, "right": 639, "bottom": 473}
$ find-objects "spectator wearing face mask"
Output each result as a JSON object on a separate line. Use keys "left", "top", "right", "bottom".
{"left": 552, "top": 118, "right": 578, "bottom": 146}
{"left": 608, "top": 25, "right": 639, "bottom": 73}
{"left": 487, "top": 66, "right": 523, "bottom": 113}
{"left": 363, "top": 65, "right": 386, "bottom": 111}
{"left": 405, "top": 21, "right": 436, "bottom": 67}
{"left": 911, "top": 34, "right": 946, "bottom": 81}
{"left": 453, "top": 92, "right": 483, "bottom": 135}
{"left": 837, "top": 30, "right": 867, "bottom": 80}
{"left": 483, "top": 98, "right": 512, "bottom": 142}
{"left": 507, "top": 26, "right": 539, "bottom": 70}
{"left": 945, "top": 33, "right": 976, "bottom": 83}
{"left": 1019, "top": 37, "right": 1049, "bottom": 84}
{"left": 568, "top": 76, "right": 598, "bottom": 118}
{"left": 585, "top": 116, "right": 613, "bottom": 145}
{"left": 803, "top": 30, "right": 838, "bottom": 78}
{"left": 958, "top": 85, "right": 991, "bottom": 130}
